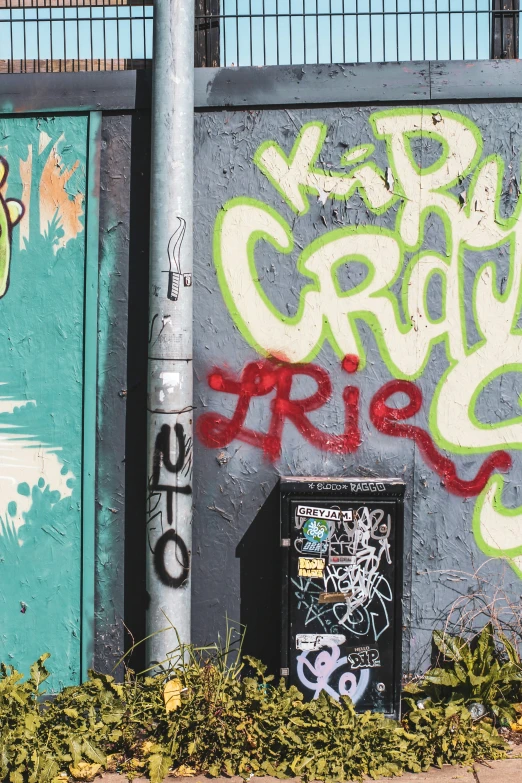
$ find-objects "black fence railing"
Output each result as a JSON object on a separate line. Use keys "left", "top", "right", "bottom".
{"left": 0, "top": 0, "right": 519, "bottom": 73}
{"left": 0, "top": 1, "right": 153, "bottom": 73}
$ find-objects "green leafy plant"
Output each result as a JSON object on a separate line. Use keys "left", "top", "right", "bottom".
{"left": 0, "top": 627, "right": 512, "bottom": 783}
{"left": 402, "top": 703, "right": 506, "bottom": 768}
{"left": 404, "top": 624, "right": 522, "bottom": 724}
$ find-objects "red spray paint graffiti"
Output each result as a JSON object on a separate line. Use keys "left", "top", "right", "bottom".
{"left": 197, "top": 357, "right": 511, "bottom": 497}
{"left": 197, "top": 358, "right": 360, "bottom": 462}
{"left": 369, "top": 380, "right": 511, "bottom": 497}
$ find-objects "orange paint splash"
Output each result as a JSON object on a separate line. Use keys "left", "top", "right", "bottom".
{"left": 39, "top": 138, "right": 84, "bottom": 252}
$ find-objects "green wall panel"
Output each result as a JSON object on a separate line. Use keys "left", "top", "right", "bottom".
{"left": 0, "top": 115, "right": 90, "bottom": 690}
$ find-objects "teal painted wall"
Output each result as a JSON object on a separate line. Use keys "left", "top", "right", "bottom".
{"left": 0, "top": 115, "right": 89, "bottom": 690}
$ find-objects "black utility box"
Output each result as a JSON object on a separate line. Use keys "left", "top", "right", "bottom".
{"left": 280, "top": 477, "right": 405, "bottom": 718}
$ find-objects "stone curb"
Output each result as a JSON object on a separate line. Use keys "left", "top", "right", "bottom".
{"left": 98, "top": 757, "right": 522, "bottom": 783}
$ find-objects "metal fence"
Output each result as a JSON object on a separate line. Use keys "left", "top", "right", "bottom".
{"left": 206, "top": 0, "right": 518, "bottom": 65}
{"left": 0, "top": 1, "right": 153, "bottom": 73}
{"left": 0, "top": 0, "right": 519, "bottom": 72}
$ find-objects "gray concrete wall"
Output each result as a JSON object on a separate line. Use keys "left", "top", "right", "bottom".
{"left": 3, "top": 67, "right": 522, "bottom": 683}
{"left": 192, "top": 100, "right": 522, "bottom": 675}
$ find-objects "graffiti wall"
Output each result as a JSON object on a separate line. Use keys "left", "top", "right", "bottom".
{"left": 193, "top": 104, "right": 522, "bottom": 673}
{"left": 0, "top": 116, "right": 89, "bottom": 688}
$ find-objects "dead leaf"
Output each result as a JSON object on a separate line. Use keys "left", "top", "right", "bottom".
{"left": 69, "top": 761, "right": 101, "bottom": 781}
{"left": 172, "top": 765, "right": 197, "bottom": 777}
{"left": 164, "top": 678, "right": 182, "bottom": 712}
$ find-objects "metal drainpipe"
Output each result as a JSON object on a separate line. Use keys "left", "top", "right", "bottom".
{"left": 146, "top": 0, "right": 194, "bottom": 665}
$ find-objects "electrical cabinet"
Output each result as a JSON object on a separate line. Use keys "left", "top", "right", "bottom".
{"left": 280, "top": 477, "right": 405, "bottom": 718}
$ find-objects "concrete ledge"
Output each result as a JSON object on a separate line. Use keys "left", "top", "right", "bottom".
{"left": 195, "top": 59, "right": 522, "bottom": 109}
{"left": 97, "top": 758, "right": 522, "bottom": 782}
{"left": 2, "top": 59, "right": 522, "bottom": 114}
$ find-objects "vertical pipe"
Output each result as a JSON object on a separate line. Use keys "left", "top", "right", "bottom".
{"left": 146, "top": 0, "right": 194, "bottom": 666}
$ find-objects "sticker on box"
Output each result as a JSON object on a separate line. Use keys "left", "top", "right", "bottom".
{"left": 296, "top": 633, "right": 346, "bottom": 651}
{"left": 346, "top": 646, "right": 381, "bottom": 669}
{"left": 329, "top": 555, "right": 356, "bottom": 565}
{"left": 302, "top": 517, "right": 329, "bottom": 543}
{"left": 299, "top": 538, "right": 328, "bottom": 554}
{"left": 296, "top": 505, "right": 353, "bottom": 522}
{"left": 297, "top": 557, "right": 326, "bottom": 578}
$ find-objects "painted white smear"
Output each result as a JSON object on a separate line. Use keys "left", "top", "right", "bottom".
{"left": 0, "top": 394, "right": 74, "bottom": 535}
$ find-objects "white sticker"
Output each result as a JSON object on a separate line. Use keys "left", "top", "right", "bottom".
{"left": 297, "top": 505, "right": 353, "bottom": 522}
{"left": 296, "top": 633, "right": 346, "bottom": 651}
{"left": 329, "top": 555, "right": 356, "bottom": 565}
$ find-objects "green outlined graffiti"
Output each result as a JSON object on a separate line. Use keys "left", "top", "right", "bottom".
{"left": 213, "top": 107, "right": 522, "bottom": 577}
{"left": 473, "top": 475, "right": 522, "bottom": 579}
{"left": 0, "top": 157, "right": 24, "bottom": 298}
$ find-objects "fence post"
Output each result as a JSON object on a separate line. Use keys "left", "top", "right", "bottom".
{"left": 491, "top": 0, "right": 520, "bottom": 58}
{"left": 146, "top": 0, "right": 194, "bottom": 665}
{"left": 194, "top": 0, "right": 221, "bottom": 67}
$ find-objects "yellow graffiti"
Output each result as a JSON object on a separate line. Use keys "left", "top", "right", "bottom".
{"left": 0, "top": 157, "right": 24, "bottom": 298}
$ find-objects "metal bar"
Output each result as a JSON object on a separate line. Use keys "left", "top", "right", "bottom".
{"left": 223, "top": 0, "right": 227, "bottom": 63}
{"left": 462, "top": 0, "right": 465, "bottom": 58}
{"left": 286, "top": 0, "right": 294, "bottom": 64}
{"left": 342, "top": 0, "right": 345, "bottom": 61}
{"left": 206, "top": 6, "right": 517, "bottom": 11}
{"left": 249, "top": 0, "right": 253, "bottom": 64}
{"left": 76, "top": 0, "right": 80, "bottom": 68}
{"left": 81, "top": 109, "right": 102, "bottom": 683}
{"left": 36, "top": 3, "right": 40, "bottom": 70}
{"left": 409, "top": 0, "right": 412, "bottom": 59}
{"left": 369, "top": 0, "right": 373, "bottom": 60}
{"left": 383, "top": 0, "right": 386, "bottom": 61}
{"left": 147, "top": 0, "right": 194, "bottom": 664}
{"left": 276, "top": 0, "right": 280, "bottom": 64}
{"left": 329, "top": 0, "right": 332, "bottom": 64}
{"left": 263, "top": 0, "right": 266, "bottom": 64}
{"left": 355, "top": 0, "right": 359, "bottom": 62}
{"left": 89, "top": 0, "right": 93, "bottom": 68}
{"left": 103, "top": 1, "right": 106, "bottom": 64}
{"left": 116, "top": 1, "right": 120, "bottom": 64}
{"left": 449, "top": 0, "right": 452, "bottom": 60}
{"left": 315, "top": 0, "right": 318, "bottom": 62}
{"left": 422, "top": 0, "right": 425, "bottom": 60}
{"left": 435, "top": 0, "right": 439, "bottom": 60}
{"left": 143, "top": 0, "right": 146, "bottom": 65}
{"left": 23, "top": 4, "right": 26, "bottom": 71}
{"left": 475, "top": 0, "right": 479, "bottom": 58}
{"left": 129, "top": 0, "right": 134, "bottom": 68}
{"left": 50, "top": 0, "right": 54, "bottom": 63}
{"left": 396, "top": 0, "right": 399, "bottom": 60}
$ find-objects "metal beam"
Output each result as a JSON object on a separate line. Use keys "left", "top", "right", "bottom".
{"left": 6, "top": 60, "right": 522, "bottom": 114}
